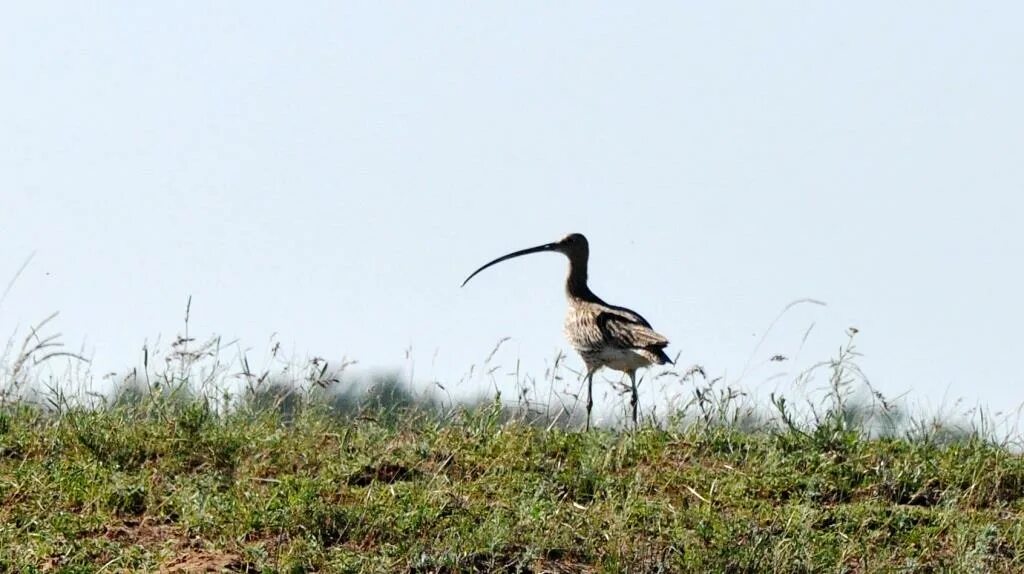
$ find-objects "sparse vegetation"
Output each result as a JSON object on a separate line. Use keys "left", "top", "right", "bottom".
{"left": 2, "top": 308, "right": 1023, "bottom": 572}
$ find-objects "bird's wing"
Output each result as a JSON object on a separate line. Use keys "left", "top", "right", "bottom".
{"left": 595, "top": 310, "right": 669, "bottom": 351}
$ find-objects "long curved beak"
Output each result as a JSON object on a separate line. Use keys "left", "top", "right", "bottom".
{"left": 461, "top": 242, "right": 560, "bottom": 287}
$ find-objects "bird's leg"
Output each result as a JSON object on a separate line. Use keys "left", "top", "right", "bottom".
{"left": 628, "top": 371, "right": 639, "bottom": 430}
{"left": 584, "top": 370, "right": 595, "bottom": 432}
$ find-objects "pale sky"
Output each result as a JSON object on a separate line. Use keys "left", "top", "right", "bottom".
{"left": 2, "top": 3, "right": 1022, "bottom": 417}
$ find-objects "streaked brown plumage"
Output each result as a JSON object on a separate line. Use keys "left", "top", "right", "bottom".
{"left": 462, "top": 233, "right": 672, "bottom": 429}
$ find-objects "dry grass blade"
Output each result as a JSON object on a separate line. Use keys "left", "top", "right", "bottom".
{"left": 0, "top": 251, "right": 35, "bottom": 313}
{"left": 9, "top": 312, "right": 88, "bottom": 385}
{"left": 737, "top": 297, "right": 827, "bottom": 383}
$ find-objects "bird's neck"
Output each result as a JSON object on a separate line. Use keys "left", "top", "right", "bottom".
{"left": 564, "top": 259, "right": 600, "bottom": 302}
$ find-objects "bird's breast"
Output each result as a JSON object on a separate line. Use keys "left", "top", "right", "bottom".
{"left": 563, "top": 305, "right": 599, "bottom": 351}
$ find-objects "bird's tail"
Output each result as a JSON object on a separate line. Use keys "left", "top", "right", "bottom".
{"left": 653, "top": 347, "right": 674, "bottom": 365}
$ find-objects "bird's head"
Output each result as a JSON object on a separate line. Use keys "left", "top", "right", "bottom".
{"left": 555, "top": 232, "right": 589, "bottom": 258}
{"left": 461, "top": 232, "right": 589, "bottom": 287}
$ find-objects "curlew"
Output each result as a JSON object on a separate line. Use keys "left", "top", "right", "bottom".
{"left": 461, "top": 233, "right": 672, "bottom": 430}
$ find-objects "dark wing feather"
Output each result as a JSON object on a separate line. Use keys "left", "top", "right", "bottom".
{"left": 602, "top": 302, "right": 654, "bottom": 328}
{"left": 595, "top": 310, "right": 669, "bottom": 351}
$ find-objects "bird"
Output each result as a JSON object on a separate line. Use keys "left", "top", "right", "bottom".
{"left": 461, "top": 233, "right": 672, "bottom": 430}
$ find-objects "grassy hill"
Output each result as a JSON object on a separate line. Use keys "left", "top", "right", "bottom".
{"left": 2, "top": 390, "right": 1023, "bottom": 573}
{"left": 1, "top": 320, "right": 1022, "bottom": 572}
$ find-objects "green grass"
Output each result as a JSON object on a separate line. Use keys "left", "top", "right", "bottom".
{"left": 2, "top": 394, "right": 1024, "bottom": 573}
{"left": 2, "top": 317, "right": 1021, "bottom": 572}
